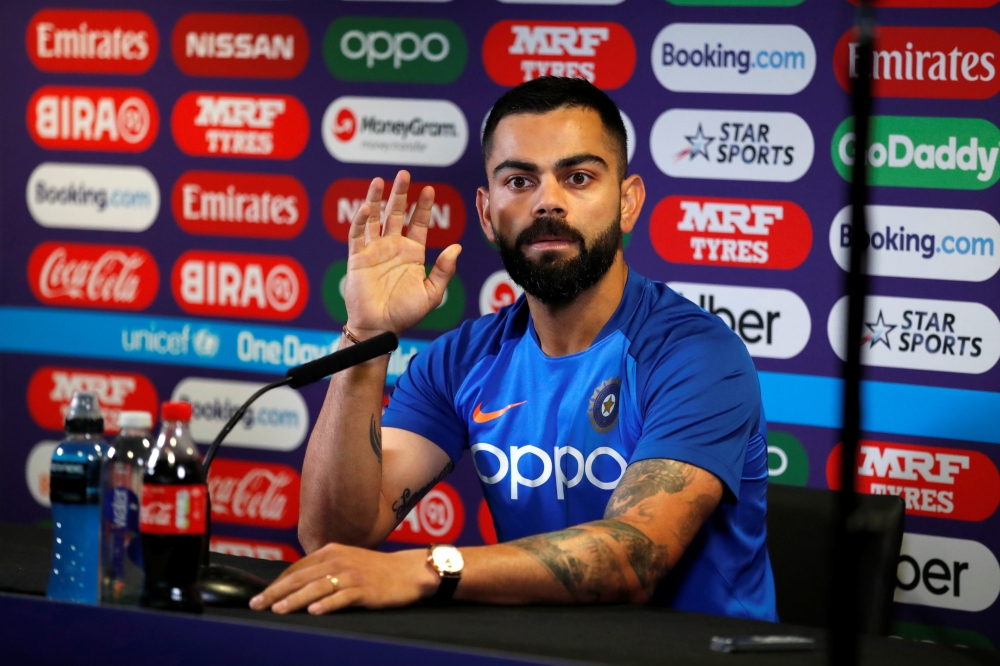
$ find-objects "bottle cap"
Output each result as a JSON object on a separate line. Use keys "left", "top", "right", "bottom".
{"left": 118, "top": 411, "right": 153, "bottom": 430}
{"left": 65, "top": 391, "right": 104, "bottom": 434}
{"left": 161, "top": 401, "right": 193, "bottom": 422}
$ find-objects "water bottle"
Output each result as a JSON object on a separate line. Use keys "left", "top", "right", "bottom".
{"left": 47, "top": 391, "right": 107, "bottom": 604}
{"left": 100, "top": 410, "right": 153, "bottom": 605}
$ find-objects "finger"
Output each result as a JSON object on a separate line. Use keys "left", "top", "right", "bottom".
{"left": 348, "top": 202, "right": 371, "bottom": 256}
{"left": 273, "top": 573, "right": 350, "bottom": 615}
{"left": 308, "top": 587, "right": 365, "bottom": 615}
{"left": 363, "top": 177, "right": 386, "bottom": 244}
{"left": 250, "top": 560, "right": 337, "bottom": 610}
{"left": 383, "top": 170, "right": 411, "bottom": 237}
{"left": 424, "top": 244, "right": 462, "bottom": 306}
{"left": 404, "top": 185, "right": 436, "bottom": 247}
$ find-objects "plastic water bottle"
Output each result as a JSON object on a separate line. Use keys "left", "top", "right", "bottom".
{"left": 100, "top": 411, "right": 153, "bottom": 605}
{"left": 47, "top": 391, "right": 107, "bottom": 604}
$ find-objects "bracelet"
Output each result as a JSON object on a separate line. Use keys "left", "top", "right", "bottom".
{"left": 342, "top": 325, "right": 364, "bottom": 345}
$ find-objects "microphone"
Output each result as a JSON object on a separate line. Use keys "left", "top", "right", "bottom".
{"left": 285, "top": 331, "right": 399, "bottom": 388}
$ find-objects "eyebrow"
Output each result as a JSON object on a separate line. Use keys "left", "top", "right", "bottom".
{"left": 492, "top": 153, "right": 609, "bottom": 178}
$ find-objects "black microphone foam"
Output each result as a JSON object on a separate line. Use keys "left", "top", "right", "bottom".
{"left": 284, "top": 331, "right": 398, "bottom": 388}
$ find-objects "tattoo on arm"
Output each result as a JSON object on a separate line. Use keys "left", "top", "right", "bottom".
{"left": 369, "top": 415, "right": 382, "bottom": 464}
{"left": 603, "top": 459, "right": 695, "bottom": 519}
{"left": 511, "top": 527, "right": 628, "bottom": 602}
{"left": 391, "top": 460, "right": 454, "bottom": 522}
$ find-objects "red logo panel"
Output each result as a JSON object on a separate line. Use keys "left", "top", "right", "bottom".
{"left": 483, "top": 21, "right": 635, "bottom": 89}
{"left": 172, "top": 171, "right": 308, "bottom": 240}
{"left": 322, "top": 178, "right": 466, "bottom": 248}
{"left": 208, "top": 459, "right": 300, "bottom": 529}
{"left": 172, "top": 13, "right": 308, "bottom": 79}
{"left": 27, "top": 86, "right": 159, "bottom": 152}
{"left": 27, "top": 9, "right": 158, "bottom": 74}
{"left": 27, "top": 366, "right": 158, "bottom": 433}
{"left": 649, "top": 195, "right": 812, "bottom": 270}
{"left": 210, "top": 537, "right": 301, "bottom": 562}
{"left": 171, "top": 250, "right": 308, "bottom": 321}
{"left": 141, "top": 484, "right": 208, "bottom": 535}
{"left": 28, "top": 241, "right": 159, "bottom": 310}
{"left": 387, "top": 481, "right": 465, "bottom": 545}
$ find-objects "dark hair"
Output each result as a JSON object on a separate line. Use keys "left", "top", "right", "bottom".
{"left": 482, "top": 77, "right": 628, "bottom": 180}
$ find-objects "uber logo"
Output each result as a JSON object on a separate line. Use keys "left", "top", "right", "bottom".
{"left": 895, "top": 533, "right": 1000, "bottom": 612}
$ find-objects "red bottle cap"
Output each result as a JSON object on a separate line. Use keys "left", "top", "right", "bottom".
{"left": 161, "top": 401, "right": 193, "bottom": 422}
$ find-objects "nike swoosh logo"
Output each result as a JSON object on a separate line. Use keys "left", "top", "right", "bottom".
{"left": 472, "top": 401, "right": 526, "bottom": 424}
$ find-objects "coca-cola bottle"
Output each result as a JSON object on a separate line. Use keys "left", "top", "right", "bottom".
{"left": 140, "top": 401, "right": 206, "bottom": 613}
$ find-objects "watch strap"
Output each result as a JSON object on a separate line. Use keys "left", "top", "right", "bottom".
{"left": 431, "top": 574, "right": 460, "bottom": 602}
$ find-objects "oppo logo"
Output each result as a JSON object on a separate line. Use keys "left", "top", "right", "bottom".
{"left": 480, "top": 270, "right": 524, "bottom": 316}
{"left": 28, "top": 86, "right": 158, "bottom": 153}
{"left": 387, "top": 481, "right": 465, "bottom": 544}
{"left": 473, "top": 443, "right": 628, "bottom": 500}
{"left": 27, "top": 163, "right": 159, "bottom": 232}
{"left": 27, "top": 9, "right": 158, "bottom": 74}
{"left": 172, "top": 13, "right": 308, "bottom": 79}
{"left": 25, "top": 441, "right": 60, "bottom": 508}
{"left": 895, "top": 533, "right": 1000, "bottom": 612}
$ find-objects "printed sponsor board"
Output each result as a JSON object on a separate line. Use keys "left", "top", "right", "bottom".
{"left": 28, "top": 366, "right": 158, "bottom": 434}
{"left": 210, "top": 537, "right": 301, "bottom": 562}
{"left": 27, "top": 9, "right": 158, "bottom": 74}
{"left": 208, "top": 458, "right": 300, "bottom": 529}
{"left": 479, "top": 270, "right": 524, "bottom": 316}
{"left": 387, "top": 481, "right": 465, "bottom": 544}
{"left": 477, "top": 499, "right": 499, "bottom": 545}
{"left": 172, "top": 377, "right": 308, "bottom": 452}
{"left": 172, "top": 13, "right": 308, "bottom": 79}
{"left": 172, "top": 171, "right": 307, "bottom": 240}
{"left": 668, "top": 282, "right": 811, "bottom": 359}
{"left": 27, "top": 162, "right": 159, "bottom": 233}
{"left": 895, "top": 533, "right": 1000, "bottom": 612}
{"left": 670, "top": 0, "right": 805, "bottom": 4}
{"left": 767, "top": 432, "right": 808, "bottom": 486}
{"left": 171, "top": 92, "right": 309, "bottom": 159}
{"left": 322, "top": 178, "right": 465, "bottom": 247}
{"left": 27, "top": 86, "right": 158, "bottom": 152}
{"left": 651, "top": 109, "right": 814, "bottom": 182}
{"left": 650, "top": 195, "right": 811, "bottom": 270}
{"left": 827, "top": 295, "right": 1000, "bottom": 374}
{"left": 890, "top": 622, "right": 994, "bottom": 651}
{"left": 831, "top": 116, "right": 1000, "bottom": 190}
{"left": 28, "top": 241, "right": 159, "bottom": 311}
{"left": 26, "top": 441, "right": 59, "bottom": 508}
{"left": 483, "top": 20, "right": 635, "bottom": 89}
{"left": 652, "top": 23, "right": 815, "bottom": 95}
{"left": 827, "top": 441, "right": 1000, "bottom": 521}
{"left": 171, "top": 250, "right": 308, "bottom": 321}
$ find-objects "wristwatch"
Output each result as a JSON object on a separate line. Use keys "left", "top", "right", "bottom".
{"left": 426, "top": 544, "right": 464, "bottom": 602}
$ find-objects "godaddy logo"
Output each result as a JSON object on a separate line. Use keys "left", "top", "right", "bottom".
{"left": 323, "top": 17, "right": 467, "bottom": 84}
{"left": 832, "top": 116, "right": 1000, "bottom": 190}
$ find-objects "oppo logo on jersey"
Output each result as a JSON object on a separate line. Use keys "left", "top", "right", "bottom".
{"left": 387, "top": 481, "right": 465, "bottom": 544}
{"left": 28, "top": 86, "right": 158, "bottom": 152}
{"left": 472, "top": 443, "right": 627, "bottom": 500}
{"left": 27, "top": 366, "right": 158, "bottom": 433}
{"left": 172, "top": 13, "right": 309, "bottom": 79}
{"left": 27, "top": 9, "right": 158, "bottom": 74}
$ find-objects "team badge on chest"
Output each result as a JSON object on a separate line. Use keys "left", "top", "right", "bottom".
{"left": 589, "top": 377, "right": 621, "bottom": 434}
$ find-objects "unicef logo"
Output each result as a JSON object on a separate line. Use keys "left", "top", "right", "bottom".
{"left": 589, "top": 377, "right": 621, "bottom": 434}
{"left": 192, "top": 328, "right": 219, "bottom": 358}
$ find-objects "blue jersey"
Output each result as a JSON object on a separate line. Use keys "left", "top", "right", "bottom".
{"left": 383, "top": 269, "right": 777, "bottom": 621}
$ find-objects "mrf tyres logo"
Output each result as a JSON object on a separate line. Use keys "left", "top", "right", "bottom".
{"left": 28, "top": 241, "right": 159, "bottom": 311}
{"left": 894, "top": 533, "right": 1000, "bottom": 613}
{"left": 208, "top": 458, "right": 300, "bottom": 529}
{"left": 27, "top": 366, "right": 158, "bottom": 433}
{"left": 650, "top": 195, "right": 812, "bottom": 270}
{"left": 28, "top": 86, "right": 158, "bottom": 153}
{"left": 324, "top": 17, "right": 466, "bottom": 84}
{"left": 652, "top": 23, "right": 815, "bottom": 95}
{"left": 835, "top": 27, "right": 1000, "bottom": 100}
{"left": 388, "top": 481, "right": 465, "bottom": 545}
{"left": 480, "top": 270, "right": 524, "bottom": 316}
{"left": 832, "top": 116, "right": 1000, "bottom": 190}
{"left": 483, "top": 20, "right": 635, "bottom": 89}
{"left": 27, "top": 9, "right": 158, "bottom": 74}
{"left": 172, "top": 13, "right": 308, "bottom": 79}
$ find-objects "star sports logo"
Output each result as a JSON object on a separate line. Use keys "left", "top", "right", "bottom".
{"left": 861, "top": 310, "right": 896, "bottom": 349}
{"left": 675, "top": 123, "right": 713, "bottom": 162}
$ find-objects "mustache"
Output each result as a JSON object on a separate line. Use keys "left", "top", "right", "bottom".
{"left": 514, "top": 216, "right": 586, "bottom": 251}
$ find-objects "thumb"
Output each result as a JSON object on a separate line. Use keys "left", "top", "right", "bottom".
{"left": 425, "top": 244, "right": 462, "bottom": 305}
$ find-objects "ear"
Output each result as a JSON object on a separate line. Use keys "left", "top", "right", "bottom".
{"left": 619, "top": 174, "right": 645, "bottom": 236}
{"left": 476, "top": 186, "right": 497, "bottom": 243}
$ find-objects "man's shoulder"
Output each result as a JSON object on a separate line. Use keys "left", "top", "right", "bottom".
{"left": 419, "top": 296, "right": 528, "bottom": 367}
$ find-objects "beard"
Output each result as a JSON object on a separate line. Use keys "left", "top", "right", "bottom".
{"left": 493, "top": 213, "right": 622, "bottom": 307}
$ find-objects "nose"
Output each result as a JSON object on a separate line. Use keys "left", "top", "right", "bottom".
{"left": 531, "top": 174, "right": 568, "bottom": 219}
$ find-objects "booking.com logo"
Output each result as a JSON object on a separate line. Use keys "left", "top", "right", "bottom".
{"left": 472, "top": 443, "right": 627, "bottom": 500}
{"left": 660, "top": 43, "right": 807, "bottom": 74}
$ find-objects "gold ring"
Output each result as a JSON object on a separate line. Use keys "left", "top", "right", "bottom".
{"left": 326, "top": 575, "right": 339, "bottom": 593}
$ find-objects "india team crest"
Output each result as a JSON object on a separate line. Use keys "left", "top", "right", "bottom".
{"left": 589, "top": 377, "right": 621, "bottom": 434}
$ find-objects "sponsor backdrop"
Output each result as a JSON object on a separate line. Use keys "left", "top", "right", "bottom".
{"left": 0, "top": 0, "right": 998, "bottom": 648}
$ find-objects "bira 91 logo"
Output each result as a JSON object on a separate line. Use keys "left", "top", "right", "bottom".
{"left": 172, "top": 171, "right": 307, "bottom": 240}
{"left": 172, "top": 13, "right": 308, "bottom": 79}
{"left": 387, "top": 481, "right": 465, "bottom": 545}
{"left": 322, "top": 178, "right": 465, "bottom": 247}
{"left": 480, "top": 270, "right": 524, "bottom": 316}
{"left": 835, "top": 27, "right": 1000, "bottom": 100}
{"left": 827, "top": 440, "right": 1000, "bottom": 521}
{"left": 172, "top": 250, "right": 308, "bottom": 321}
{"left": 208, "top": 458, "right": 300, "bottom": 529}
{"left": 27, "top": 366, "right": 158, "bottom": 433}
{"left": 27, "top": 9, "right": 158, "bottom": 74}
{"left": 831, "top": 116, "right": 1000, "bottom": 190}
{"left": 483, "top": 20, "right": 635, "bottom": 89}
{"left": 27, "top": 86, "right": 158, "bottom": 152}
{"left": 210, "top": 537, "right": 300, "bottom": 562}
{"left": 28, "top": 241, "right": 159, "bottom": 311}
{"left": 650, "top": 195, "right": 812, "bottom": 270}
{"left": 171, "top": 92, "right": 309, "bottom": 159}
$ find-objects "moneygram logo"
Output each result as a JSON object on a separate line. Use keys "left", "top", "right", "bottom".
{"left": 210, "top": 537, "right": 300, "bottom": 562}
{"left": 827, "top": 295, "right": 1000, "bottom": 374}
{"left": 27, "top": 366, "right": 158, "bottom": 433}
{"left": 651, "top": 109, "right": 814, "bottom": 182}
{"left": 28, "top": 86, "right": 158, "bottom": 152}
{"left": 652, "top": 23, "right": 815, "bottom": 95}
{"left": 324, "top": 17, "right": 466, "bottom": 84}
{"left": 480, "top": 270, "right": 524, "bottom": 316}
{"left": 895, "top": 533, "right": 1000, "bottom": 612}
{"left": 26, "top": 441, "right": 59, "bottom": 508}
{"left": 171, "top": 92, "right": 309, "bottom": 159}
{"left": 650, "top": 195, "right": 812, "bottom": 270}
{"left": 172, "top": 250, "right": 308, "bottom": 321}
{"left": 831, "top": 205, "right": 999, "bottom": 282}
{"left": 208, "top": 458, "right": 300, "bottom": 529}
{"left": 172, "top": 377, "right": 308, "bottom": 452}
{"left": 172, "top": 13, "right": 308, "bottom": 78}
{"left": 669, "top": 282, "right": 811, "bottom": 359}
{"left": 322, "top": 178, "right": 465, "bottom": 247}
{"left": 388, "top": 481, "right": 465, "bottom": 544}
{"left": 832, "top": 116, "right": 1000, "bottom": 190}
{"left": 767, "top": 432, "right": 808, "bottom": 486}
{"left": 835, "top": 27, "right": 1000, "bottom": 100}
{"left": 172, "top": 171, "right": 307, "bottom": 240}
{"left": 27, "top": 9, "right": 158, "bottom": 74}
{"left": 28, "top": 241, "right": 159, "bottom": 310}
{"left": 483, "top": 20, "right": 635, "bottom": 89}
{"left": 827, "top": 440, "right": 1000, "bottom": 521}
{"left": 27, "top": 163, "right": 159, "bottom": 232}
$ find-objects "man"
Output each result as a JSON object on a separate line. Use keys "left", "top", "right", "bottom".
{"left": 250, "top": 77, "right": 776, "bottom": 620}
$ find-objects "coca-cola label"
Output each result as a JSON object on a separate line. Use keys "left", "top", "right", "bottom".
{"left": 208, "top": 458, "right": 300, "bottom": 529}
{"left": 171, "top": 250, "right": 308, "bottom": 321}
{"left": 140, "top": 484, "right": 207, "bottom": 535}
{"left": 28, "top": 241, "right": 159, "bottom": 310}
{"left": 27, "top": 366, "right": 158, "bottom": 433}
{"left": 28, "top": 86, "right": 159, "bottom": 152}
{"left": 171, "top": 92, "right": 309, "bottom": 159}
{"left": 172, "top": 13, "right": 309, "bottom": 79}
{"left": 387, "top": 481, "right": 465, "bottom": 545}
{"left": 172, "top": 171, "right": 308, "bottom": 240}
{"left": 322, "top": 178, "right": 465, "bottom": 248}
{"left": 27, "top": 9, "right": 159, "bottom": 74}
{"left": 209, "top": 536, "right": 301, "bottom": 562}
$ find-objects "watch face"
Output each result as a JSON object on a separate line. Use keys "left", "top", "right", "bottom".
{"left": 431, "top": 545, "right": 464, "bottom": 574}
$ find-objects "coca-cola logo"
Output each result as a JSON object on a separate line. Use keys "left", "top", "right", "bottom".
{"left": 140, "top": 484, "right": 207, "bottom": 535}
{"left": 28, "top": 241, "right": 159, "bottom": 310}
{"left": 387, "top": 481, "right": 465, "bottom": 545}
{"left": 322, "top": 178, "right": 465, "bottom": 248}
{"left": 140, "top": 501, "right": 173, "bottom": 526}
{"left": 27, "top": 366, "right": 158, "bottom": 433}
{"left": 27, "top": 9, "right": 159, "bottom": 74}
{"left": 209, "top": 536, "right": 301, "bottom": 562}
{"left": 172, "top": 13, "right": 309, "bottom": 79}
{"left": 208, "top": 458, "right": 300, "bottom": 529}
{"left": 172, "top": 171, "right": 308, "bottom": 240}
{"left": 171, "top": 92, "right": 309, "bottom": 159}
{"left": 27, "top": 86, "right": 158, "bottom": 152}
